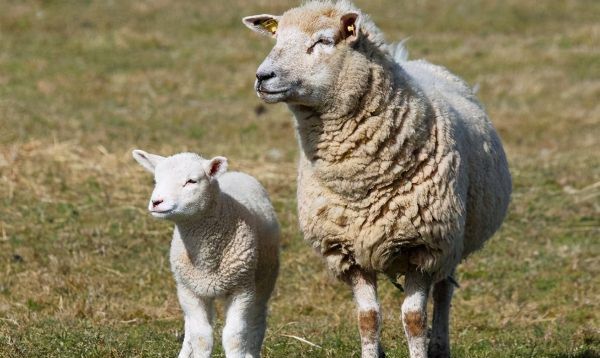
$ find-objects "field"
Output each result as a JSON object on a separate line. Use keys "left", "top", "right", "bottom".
{"left": 0, "top": 0, "right": 598, "bottom": 357}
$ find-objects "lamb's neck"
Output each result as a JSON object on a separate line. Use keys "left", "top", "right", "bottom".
{"left": 290, "top": 55, "right": 436, "bottom": 200}
{"left": 173, "top": 194, "right": 237, "bottom": 268}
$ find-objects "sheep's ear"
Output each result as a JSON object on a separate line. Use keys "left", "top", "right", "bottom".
{"left": 132, "top": 149, "right": 164, "bottom": 174}
{"left": 340, "top": 12, "right": 360, "bottom": 43}
{"left": 204, "top": 156, "right": 228, "bottom": 180}
{"left": 242, "top": 14, "right": 280, "bottom": 37}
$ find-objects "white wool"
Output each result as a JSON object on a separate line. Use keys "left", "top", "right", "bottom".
{"left": 133, "top": 150, "right": 280, "bottom": 358}
{"left": 244, "top": 1, "right": 511, "bottom": 357}
{"left": 388, "top": 39, "right": 411, "bottom": 63}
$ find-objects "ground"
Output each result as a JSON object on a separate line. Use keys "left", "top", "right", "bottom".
{"left": 0, "top": 0, "right": 598, "bottom": 357}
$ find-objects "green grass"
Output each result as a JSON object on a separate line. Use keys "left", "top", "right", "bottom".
{"left": 0, "top": 0, "right": 598, "bottom": 357}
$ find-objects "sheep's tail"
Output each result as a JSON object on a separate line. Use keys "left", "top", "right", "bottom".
{"left": 388, "top": 38, "right": 410, "bottom": 63}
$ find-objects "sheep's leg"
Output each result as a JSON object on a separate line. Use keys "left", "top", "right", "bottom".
{"left": 246, "top": 263, "right": 278, "bottom": 357}
{"left": 402, "top": 270, "right": 432, "bottom": 358}
{"left": 348, "top": 269, "right": 385, "bottom": 358}
{"left": 177, "top": 286, "right": 214, "bottom": 358}
{"left": 428, "top": 275, "right": 455, "bottom": 358}
{"left": 244, "top": 298, "right": 268, "bottom": 358}
{"left": 222, "top": 291, "right": 253, "bottom": 358}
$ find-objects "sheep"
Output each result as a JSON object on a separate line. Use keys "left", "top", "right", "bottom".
{"left": 242, "top": 1, "right": 511, "bottom": 357}
{"left": 132, "top": 150, "right": 280, "bottom": 358}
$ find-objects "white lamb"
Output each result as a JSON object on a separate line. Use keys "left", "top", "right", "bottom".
{"left": 132, "top": 150, "right": 280, "bottom": 358}
{"left": 243, "top": 1, "right": 511, "bottom": 358}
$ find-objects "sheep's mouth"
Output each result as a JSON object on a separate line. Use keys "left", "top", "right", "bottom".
{"left": 150, "top": 208, "right": 175, "bottom": 217}
{"left": 256, "top": 87, "right": 290, "bottom": 103}
{"left": 257, "top": 88, "right": 288, "bottom": 95}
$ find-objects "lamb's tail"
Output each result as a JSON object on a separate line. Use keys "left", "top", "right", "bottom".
{"left": 388, "top": 38, "right": 410, "bottom": 63}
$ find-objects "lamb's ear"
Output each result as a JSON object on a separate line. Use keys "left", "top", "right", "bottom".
{"left": 340, "top": 12, "right": 361, "bottom": 43}
{"left": 204, "top": 156, "right": 228, "bottom": 180}
{"left": 132, "top": 149, "right": 164, "bottom": 174}
{"left": 242, "top": 14, "right": 280, "bottom": 37}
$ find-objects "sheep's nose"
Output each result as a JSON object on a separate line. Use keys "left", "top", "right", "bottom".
{"left": 152, "top": 199, "right": 163, "bottom": 207}
{"left": 256, "top": 71, "right": 276, "bottom": 82}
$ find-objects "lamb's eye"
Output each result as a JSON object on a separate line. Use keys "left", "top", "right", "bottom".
{"left": 184, "top": 179, "right": 197, "bottom": 186}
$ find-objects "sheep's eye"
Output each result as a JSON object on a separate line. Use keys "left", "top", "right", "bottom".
{"left": 316, "top": 38, "right": 334, "bottom": 46}
{"left": 308, "top": 38, "right": 334, "bottom": 53}
{"left": 184, "top": 179, "right": 197, "bottom": 186}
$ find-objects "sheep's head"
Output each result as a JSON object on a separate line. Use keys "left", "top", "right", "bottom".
{"left": 243, "top": 1, "right": 369, "bottom": 108}
{"left": 132, "top": 150, "right": 227, "bottom": 221}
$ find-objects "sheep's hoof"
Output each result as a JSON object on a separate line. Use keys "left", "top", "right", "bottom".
{"left": 377, "top": 345, "right": 386, "bottom": 358}
{"left": 428, "top": 342, "right": 450, "bottom": 358}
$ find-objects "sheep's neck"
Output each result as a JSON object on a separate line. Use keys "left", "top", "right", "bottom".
{"left": 290, "top": 50, "right": 436, "bottom": 200}
{"left": 174, "top": 195, "right": 237, "bottom": 270}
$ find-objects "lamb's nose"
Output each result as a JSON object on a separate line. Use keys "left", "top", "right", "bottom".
{"left": 256, "top": 71, "right": 276, "bottom": 82}
{"left": 152, "top": 199, "right": 163, "bottom": 207}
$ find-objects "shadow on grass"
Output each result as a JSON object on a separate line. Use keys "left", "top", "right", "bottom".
{"left": 549, "top": 348, "right": 600, "bottom": 358}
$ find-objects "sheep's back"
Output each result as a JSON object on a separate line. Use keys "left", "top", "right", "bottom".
{"left": 219, "top": 172, "right": 280, "bottom": 236}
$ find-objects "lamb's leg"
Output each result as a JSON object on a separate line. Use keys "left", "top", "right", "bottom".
{"left": 402, "top": 270, "right": 432, "bottom": 358}
{"left": 348, "top": 269, "right": 385, "bottom": 358}
{"left": 177, "top": 286, "right": 214, "bottom": 358}
{"left": 246, "top": 261, "right": 278, "bottom": 357}
{"left": 428, "top": 275, "right": 455, "bottom": 358}
{"left": 245, "top": 299, "right": 268, "bottom": 358}
{"left": 222, "top": 291, "right": 253, "bottom": 358}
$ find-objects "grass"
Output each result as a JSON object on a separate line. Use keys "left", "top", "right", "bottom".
{"left": 0, "top": 0, "right": 598, "bottom": 357}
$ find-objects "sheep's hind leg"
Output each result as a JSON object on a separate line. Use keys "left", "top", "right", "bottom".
{"left": 428, "top": 274, "right": 455, "bottom": 358}
{"left": 177, "top": 286, "right": 214, "bottom": 358}
{"left": 347, "top": 268, "right": 385, "bottom": 358}
{"left": 244, "top": 299, "right": 268, "bottom": 358}
{"left": 402, "top": 269, "right": 432, "bottom": 358}
{"left": 222, "top": 291, "right": 254, "bottom": 358}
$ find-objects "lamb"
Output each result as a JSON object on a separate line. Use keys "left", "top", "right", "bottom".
{"left": 242, "top": 1, "right": 511, "bottom": 357}
{"left": 132, "top": 150, "right": 280, "bottom": 358}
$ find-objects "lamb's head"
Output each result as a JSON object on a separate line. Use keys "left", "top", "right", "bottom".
{"left": 132, "top": 150, "right": 228, "bottom": 221}
{"left": 243, "top": 1, "right": 380, "bottom": 108}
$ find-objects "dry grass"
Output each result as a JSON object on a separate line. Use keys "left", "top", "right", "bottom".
{"left": 0, "top": 0, "right": 598, "bottom": 357}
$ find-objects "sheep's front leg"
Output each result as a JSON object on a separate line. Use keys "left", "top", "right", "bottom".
{"left": 177, "top": 286, "right": 214, "bottom": 358}
{"left": 348, "top": 269, "right": 385, "bottom": 358}
{"left": 402, "top": 270, "right": 432, "bottom": 358}
{"left": 222, "top": 291, "right": 254, "bottom": 358}
{"left": 428, "top": 274, "right": 455, "bottom": 358}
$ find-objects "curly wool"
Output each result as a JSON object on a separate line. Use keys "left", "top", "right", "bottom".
{"left": 170, "top": 172, "right": 280, "bottom": 298}
{"left": 290, "top": 1, "right": 512, "bottom": 281}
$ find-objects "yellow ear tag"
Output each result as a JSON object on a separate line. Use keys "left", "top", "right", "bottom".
{"left": 347, "top": 24, "right": 356, "bottom": 36}
{"left": 262, "top": 19, "right": 278, "bottom": 34}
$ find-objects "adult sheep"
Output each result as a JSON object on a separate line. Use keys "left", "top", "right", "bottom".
{"left": 243, "top": 1, "right": 511, "bottom": 357}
